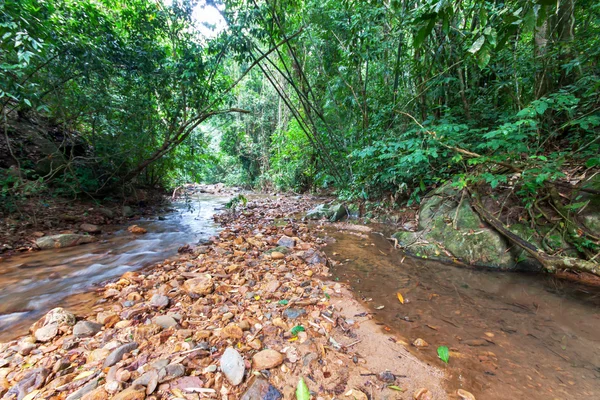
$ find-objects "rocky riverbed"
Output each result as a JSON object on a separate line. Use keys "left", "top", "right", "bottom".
{"left": 0, "top": 196, "right": 450, "bottom": 400}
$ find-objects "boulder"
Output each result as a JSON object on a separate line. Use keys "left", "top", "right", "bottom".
{"left": 393, "top": 182, "right": 521, "bottom": 269}
{"left": 305, "top": 203, "right": 347, "bottom": 221}
{"left": 35, "top": 234, "right": 96, "bottom": 250}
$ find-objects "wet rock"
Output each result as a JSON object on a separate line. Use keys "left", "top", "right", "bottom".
{"left": 457, "top": 389, "right": 476, "bottom": 400}
{"left": 80, "top": 223, "right": 101, "bottom": 234}
{"left": 112, "top": 384, "right": 146, "bottom": 400}
{"left": 103, "top": 342, "right": 138, "bottom": 368}
{"left": 152, "top": 315, "right": 178, "bottom": 329}
{"left": 182, "top": 275, "right": 214, "bottom": 297}
{"left": 220, "top": 347, "right": 245, "bottom": 386}
{"left": 127, "top": 225, "right": 147, "bottom": 234}
{"left": 461, "top": 339, "right": 489, "bottom": 347}
{"left": 329, "top": 203, "right": 347, "bottom": 222}
{"left": 149, "top": 294, "right": 169, "bottom": 309}
{"left": 277, "top": 236, "right": 296, "bottom": 248}
{"left": 252, "top": 349, "right": 284, "bottom": 370}
{"left": 300, "top": 248, "right": 327, "bottom": 265}
{"left": 283, "top": 308, "right": 306, "bottom": 320}
{"left": 35, "top": 234, "right": 96, "bottom": 250}
{"left": 413, "top": 388, "right": 433, "bottom": 400}
{"left": 34, "top": 323, "right": 59, "bottom": 342}
{"left": 413, "top": 338, "right": 429, "bottom": 348}
{"left": 73, "top": 321, "right": 103, "bottom": 338}
{"left": 240, "top": 377, "right": 283, "bottom": 400}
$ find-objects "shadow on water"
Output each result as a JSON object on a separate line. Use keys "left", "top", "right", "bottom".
{"left": 0, "top": 195, "right": 228, "bottom": 341}
{"left": 323, "top": 227, "right": 600, "bottom": 400}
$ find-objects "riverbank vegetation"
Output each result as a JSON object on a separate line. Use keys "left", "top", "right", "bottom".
{"left": 2, "top": 0, "right": 599, "bottom": 275}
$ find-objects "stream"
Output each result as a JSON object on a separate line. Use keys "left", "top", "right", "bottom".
{"left": 1, "top": 196, "right": 599, "bottom": 399}
{"left": 0, "top": 195, "right": 228, "bottom": 341}
{"left": 323, "top": 226, "right": 600, "bottom": 400}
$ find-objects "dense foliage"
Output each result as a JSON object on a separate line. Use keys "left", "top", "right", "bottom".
{"left": 1, "top": 0, "right": 599, "bottom": 205}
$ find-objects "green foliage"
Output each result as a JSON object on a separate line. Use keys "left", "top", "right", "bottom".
{"left": 437, "top": 345, "right": 450, "bottom": 364}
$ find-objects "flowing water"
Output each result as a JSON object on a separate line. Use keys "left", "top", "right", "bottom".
{"left": 322, "top": 227, "right": 600, "bottom": 399}
{"left": 0, "top": 195, "right": 228, "bottom": 341}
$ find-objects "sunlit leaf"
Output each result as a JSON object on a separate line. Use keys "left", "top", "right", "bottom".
{"left": 396, "top": 292, "right": 404, "bottom": 304}
{"left": 296, "top": 377, "right": 310, "bottom": 400}
{"left": 437, "top": 346, "right": 450, "bottom": 363}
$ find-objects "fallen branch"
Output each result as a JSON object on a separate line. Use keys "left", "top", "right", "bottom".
{"left": 470, "top": 191, "right": 600, "bottom": 277}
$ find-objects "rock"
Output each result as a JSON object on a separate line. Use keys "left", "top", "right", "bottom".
{"left": 252, "top": 349, "right": 284, "bottom": 370}
{"left": 81, "top": 387, "right": 109, "bottom": 400}
{"left": 240, "top": 377, "right": 283, "bottom": 400}
{"left": 264, "top": 280, "right": 280, "bottom": 293}
{"left": 112, "top": 385, "right": 146, "bottom": 400}
{"left": 98, "top": 208, "right": 114, "bottom": 219}
{"left": 66, "top": 378, "right": 99, "bottom": 400}
{"left": 152, "top": 315, "right": 178, "bottom": 329}
{"left": 413, "top": 388, "right": 433, "bottom": 400}
{"left": 277, "top": 236, "right": 296, "bottom": 248}
{"left": 182, "top": 275, "right": 214, "bottom": 297}
{"left": 149, "top": 294, "right": 169, "bottom": 309}
{"left": 171, "top": 376, "right": 203, "bottom": 391}
{"left": 73, "top": 321, "right": 103, "bottom": 338}
{"left": 283, "top": 308, "right": 306, "bottom": 320}
{"left": 344, "top": 389, "right": 368, "bottom": 400}
{"left": 15, "top": 368, "right": 49, "bottom": 400}
{"left": 160, "top": 363, "right": 185, "bottom": 382}
{"left": 413, "top": 338, "right": 429, "bottom": 348}
{"left": 305, "top": 204, "right": 334, "bottom": 220}
{"left": 122, "top": 206, "right": 134, "bottom": 218}
{"left": 80, "top": 223, "right": 101, "bottom": 234}
{"left": 34, "top": 323, "right": 59, "bottom": 342}
{"left": 221, "top": 323, "right": 243, "bottom": 339}
{"left": 393, "top": 181, "right": 516, "bottom": 269}
{"left": 378, "top": 371, "right": 395, "bottom": 383}
{"left": 457, "top": 389, "right": 476, "bottom": 400}
{"left": 329, "top": 203, "right": 347, "bottom": 222}
{"left": 270, "top": 251, "right": 285, "bottom": 260}
{"left": 35, "top": 234, "right": 96, "bottom": 250}
{"left": 127, "top": 225, "right": 147, "bottom": 234}
{"left": 461, "top": 339, "right": 489, "bottom": 347}
{"left": 300, "top": 248, "right": 327, "bottom": 265}
{"left": 103, "top": 342, "right": 138, "bottom": 368}
{"left": 220, "top": 347, "right": 245, "bottom": 386}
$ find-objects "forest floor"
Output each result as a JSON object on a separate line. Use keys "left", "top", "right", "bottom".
{"left": 0, "top": 195, "right": 454, "bottom": 400}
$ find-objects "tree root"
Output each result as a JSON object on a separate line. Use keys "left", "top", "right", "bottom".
{"left": 470, "top": 191, "right": 600, "bottom": 277}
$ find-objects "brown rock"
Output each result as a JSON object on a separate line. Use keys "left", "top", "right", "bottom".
{"left": 221, "top": 323, "right": 244, "bottom": 339}
{"left": 82, "top": 387, "right": 109, "bottom": 400}
{"left": 127, "top": 225, "right": 147, "bottom": 234}
{"left": 271, "top": 252, "right": 285, "bottom": 260}
{"left": 80, "top": 223, "right": 101, "bottom": 234}
{"left": 252, "top": 349, "right": 284, "bottom": 370}
{"left": 264, "top": 280, "right": 280, "bottom": 293}
{"left": 413, "top": 338, "right": 429, "bottom": 348}
{"left": 182, "top": 275, "right": 214, "bottom": 297}
{"left": 112, "top": 385, "right": 146, "bottom": 400}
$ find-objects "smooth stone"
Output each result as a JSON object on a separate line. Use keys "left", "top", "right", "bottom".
{"left": 276, "top": 236, "right": 296, "bottom": 248}
{"left": 252, "top": 349, "right": 284, "bottom": 370}
{"left": 220, "top": 347, "right": 245, "bottom": 386}
{"left": 283, "top": 308, "right": 305, "bottom": 320}
{"left": 152, "top": 315, "right": 178, "bottom": 329}
{"left": 103, "top": 342, "right": 138, "bottom": 368}
{"left": 34, "top": 323, "right": 59, "bottom": 342}
{"left": 159, "top": 363, "right": 185, "bottom": 383}
{"left": 74, "top": 321, "right": 103, "bottom": 338}
{"left": 149, "top": 294, "right": 169, "bottom": 309}
{"left": 35, "top": 234, "right": 96, "bottom": 250}
{"left": 80, "top": 223, "right": 101, "bottom": 234}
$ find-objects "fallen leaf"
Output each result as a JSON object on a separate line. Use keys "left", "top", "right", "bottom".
{"left": 296, "top": 377, "right": 310, "bottom": 400}
{"left": 396, "top": 292, "right": 404, "bottom": 304}
{"left": 388, "top": 385, "right": 405, "bottom": 392}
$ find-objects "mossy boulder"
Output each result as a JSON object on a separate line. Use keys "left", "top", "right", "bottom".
{"left": 305, "top": 203, "right": 347, "bottom": 221}
{"left": 393, "top": 182, "right": 530, "bottom": 269}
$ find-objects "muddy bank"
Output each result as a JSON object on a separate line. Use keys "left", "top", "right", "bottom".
{"left": 0, "top": 196, "right": 449, "bottom": 400}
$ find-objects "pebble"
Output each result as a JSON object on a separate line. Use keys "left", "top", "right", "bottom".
{"left": 73, "top": 321, "right": 103, "bottom": 338}
{"left": 252, "top": 349, "right": 284, "bottom": 370}
{"left": 182, "top": 275, "right": 214, "bottom": 297}
{"left": 152, "top": 315, "right": 178, "bottom": 329}
{"left": 103, "top": 342, "right": 138, "bottom": 368}
{"left": 111, "top": 384, "right": 146, "bottom": 400}
{"left": 127, "top": 225, "right": 147, "bottom": 234}
{"left": 240, "top": 377, "right": 283, "bottom": 400}
{"left": 34, "top": 323, "right": 59, "bottom": 342}
{"left": 413, "top": 388, "right": 433, "bottom": 400}
{"left": 271, "top": 252, "right": 285, "bottom": 260}
{"left": 283, "top": 308, "right": 306, "bottom": 320}
{"left": 80, "top": 223, "right": 101, "bottom": 234}
{"left": 413, "top": 338, "right": 429, "bottom": 348}
{"left": 221, "top": 323, "right": 244, "bottom": 339}
{"left": 220, "top": 347, "right": 245, "bottom": 386}
{"left": 149, "top": 294, "right": 169, "bottom": 309}
{"left": 277, "top": 236, "right": 296, "bottom": 248}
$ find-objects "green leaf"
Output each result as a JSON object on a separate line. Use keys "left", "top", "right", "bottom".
{"left": 437, "top": 346, "right": 450, "bottom": 363}
{"left": 535, "top": 101, "right": 548, "bottom": 115}
{"left": 278, "top": 299, "right": 289, "bottom": 305}
{"left": 296, "top": 377, "right": 310, "bottom": 400}
{"left": 477, "top": 47, "right": 491, "bottom": 68}
{"left": 388, "top": 385, "right": 405, "bottom": 392}
{"left": 414, "top": 17, "right": 436, "bottom": 48}
{"left": 291, "top": 325, "right": 305, "bottom": 336}
{"left": 468, "top": 36, "right": 485, "bottom": 54}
